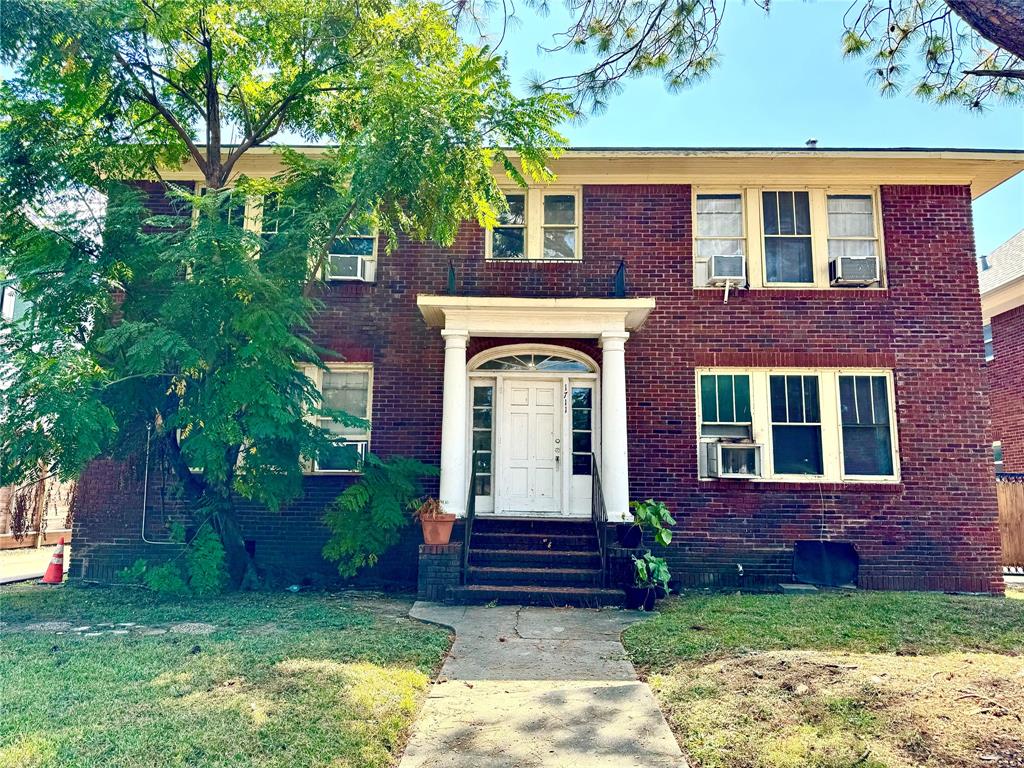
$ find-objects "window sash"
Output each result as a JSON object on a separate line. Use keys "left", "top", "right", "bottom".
{"left": 838, "top": 375, "right": 895, "bottom": 477}
{"left": 311, "top": 365, "right": 373, "bottom": 473}
{"left": 472, "top": 384, "right": 494, "bottom": 496}
{"left": 488, "top": 188, "right": 581, "bottom": 260}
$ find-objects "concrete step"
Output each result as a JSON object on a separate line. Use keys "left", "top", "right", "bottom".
{"left": 469, "top": 565, "right": 604, "bottom": 588}
{"left": 471, "top": 517, "right": 595, "bottom": 536}
{"left": 446, "top": 584, "right": 626, "bottom": 608}
{"left": 471, "top": 532, "right": 598, "bottom": 551}
{"left": 469, "top": 548, "right": 602, "bottom": 569}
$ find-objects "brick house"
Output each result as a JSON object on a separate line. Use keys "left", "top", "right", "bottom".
{"left": 979, "top": 229, "right": 1024, "bottom": 474}
{"left": 71, "top": 147, "right": 1024, "bottom": 598}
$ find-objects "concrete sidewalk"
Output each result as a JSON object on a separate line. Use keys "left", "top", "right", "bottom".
{"left": 400, "top": 602, "right": 687, "bottom": 768}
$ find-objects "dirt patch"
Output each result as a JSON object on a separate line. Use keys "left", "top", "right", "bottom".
{"left": 649, "top": 650, "right": 1024, "bottom": 768}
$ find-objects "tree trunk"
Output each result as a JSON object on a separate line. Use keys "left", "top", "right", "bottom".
{"left": 946, "top": 1, "right": 1024, "bottom": 59}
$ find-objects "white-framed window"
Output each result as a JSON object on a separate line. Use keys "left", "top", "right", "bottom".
{"left": 257, "top": 192, "right": 293, "bottom": 240}
{"left": 1, "top": 284, "right": 18, "bottom": 321}
{"left": 486, "top": 187, "right": 582, "bottom": 261}
{"left": 696, "top": 367, "right": 900, "bottom": 483}
{"left": 471, "top": 383, "right": 494, "bottom": 497}
{"left": 983, "top": 322, "right": 994, "bottom": 361}
{"left": 326, "top": 228, "right": 378, "bottom": 282}
{"left": 993, "top": 441, "right": 1004, "bottom": 471}
{"left": 693, "top": 187, "right": 884, "bottom": 289}
{"left": 306, "top": 363, "right": 373, "bottom": 473}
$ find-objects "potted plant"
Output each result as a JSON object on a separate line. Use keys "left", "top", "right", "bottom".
{"left": 617, "top": 499, "right": 676, "bottom": 548}
{"left": 625, "top": 552, "right": 671, "bottom": 611}
{"left": 414, "top": 498, "right": 456, "bottom": 545}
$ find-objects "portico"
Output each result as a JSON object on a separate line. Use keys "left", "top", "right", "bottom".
{"left": 417, "top": 296, "right": 655, "bottom": 522}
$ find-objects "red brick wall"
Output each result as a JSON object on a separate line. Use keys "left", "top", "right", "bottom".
{"left": 72, "top": 182, "right": 1004, "bottom": 593}
{"left": 988, "top": 303, "right": 1024, "bottom": 472}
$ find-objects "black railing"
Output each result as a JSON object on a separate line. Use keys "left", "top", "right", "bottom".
{"left": 462, "top": 451, "right": 479, "bottom": 584}
{"left": 591, "top": 453, "right": 608, "bottom": 587}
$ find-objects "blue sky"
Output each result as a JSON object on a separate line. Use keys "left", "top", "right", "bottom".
{"left": 489, "top": 0, "right": 1023, "bottom": 253}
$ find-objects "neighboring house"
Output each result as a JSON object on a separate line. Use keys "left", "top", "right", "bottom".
{"left": 979, "top": 229, "right": 1024, "bottom": 474}
{"left": 71, "top": 147, "right": 1023, "bottom": 597}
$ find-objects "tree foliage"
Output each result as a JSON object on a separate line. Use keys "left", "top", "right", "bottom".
{"left": 0, "top": 0, "right": 567, "bottom": 583}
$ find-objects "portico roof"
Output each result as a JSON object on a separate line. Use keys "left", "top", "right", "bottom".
{"left": 416, "top": 295, "right": 656, "bottom": 338}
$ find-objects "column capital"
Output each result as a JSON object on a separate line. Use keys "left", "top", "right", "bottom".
{"left": 441, "top": 329, "right": 470, "bottom": 348}
{"left": 599, "top": 330, "right": 630, "bottom": 350}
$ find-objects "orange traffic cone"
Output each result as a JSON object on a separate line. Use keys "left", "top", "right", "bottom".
{"left": 40, "top": 538, "right": 66, "bottom": 585}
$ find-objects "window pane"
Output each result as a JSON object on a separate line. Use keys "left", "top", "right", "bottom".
{"left": 318, "top": 441, "right": 362, "bottom": 471}
{"left": 473, "top": 386, "right": 493, "bottom": 407}
{"left": 717, "top": 375, "right": 735, "bottom": 422}
{"left": 770, "top": 375, "right": 787, "bottom": 421}
{"left": 765, "top": 237, "right": 813, "bottom": 283}
{"left": 786, "top": 376, "right": 804, "bottom": 423}
{"left": 839, "top": 376, "right": 857, "bottom": 423}
{"left": 827, "top": 195, "right": 874, "bottom": 237}
{"left": 330, "top": 236, "right": 375, "bottom": 257}
{"left": 572, "top": 454, "right": 592, "bottom": 475}
{"left": 473, "top": 408, "right": 492, "bottom": 429}
{"left": 762, "top": 192, "right": 780, "bottom": 235}
{"left": 573, "top": 407, "right": 592, "bottom": 430}
{"left": 473, "top": 430, "right": 492, "bottom": 451}
{"left": 572, "top": 387, "right": 593, "bottom": 408}
{"left": 474, "top": 475, "right": 492, "bottom": 496}
{"left": 735, "top": 375, "right": 751, "bottom": 422}
{"left": 794, "top": 192, "right": 811, "bottom": 235}
{"left": 501, "top": 194, "right": 525, "bottom": 225}
{"left": 475, "top": 452, "right": 491, "bottom": 472}
{"left": 701, "top": 375, "right": 718, "bottom": 422}
{"left": 828, "top": 239, "right": 877, "bottom": 260}
{"left": 543, "top": 228, "right": 576, "bottom": 260}
{"left": 696, "top": 195, "right": 743, "bottom": 237}
{"left": 803, "top": 376, "right": 820, "bottom": 422}
{"left": 697, "top": 238, "right": 745, "bottom": 258}
{"left": 492, "top": 228, "right": 525, "bottom": 259}
{"left": 544, "top": 195, "right": 575, "bottom": 225}
{"left": 572, "top": 432, "right": 592, "bottom": 453}
{"left": 772, "top": 425, "right": 824, "bottom": 475}
{"left": 323, "top": 371, "right": 368, "bottom": 418}
{"left": 778, "top": 191, "right": 795, "bottom": 235}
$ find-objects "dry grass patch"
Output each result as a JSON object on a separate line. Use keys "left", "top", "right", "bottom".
{"left": 651, "top": 650, "right": 1024, "bottom": 768}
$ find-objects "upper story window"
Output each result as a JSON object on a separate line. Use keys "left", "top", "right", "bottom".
{"left": 487, "top": 188, "right": 582, "bottom": 261}
{"left": 694, "top": 187, "right": 884, "bottom": 290}
{"left": 983, "top": 322, "right": 994, "bottom": 361}
{"left": 327, "top": 227, "right": 378, "bottom": 282}
{"left": 697, "top": 367, "right": 900, "bottom": 483}
{"left": 1, "top": 283, "right": 28, "bottom": 323}
{"left": 994, "top": 441, "right": 1004, "bottom": 471}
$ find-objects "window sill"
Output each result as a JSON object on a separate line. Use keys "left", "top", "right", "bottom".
{"left": 485, "top": 257, "right": 584, "bottom": 264}
{"left": 699, "top": 478, "right": 903, "bottom": 493}
{"left": 306, "top": 469, "right": 363, "bottom": 477}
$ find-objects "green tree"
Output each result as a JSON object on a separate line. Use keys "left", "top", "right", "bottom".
{"left": 0, "top": 0, "right": 567, "bottom": 583}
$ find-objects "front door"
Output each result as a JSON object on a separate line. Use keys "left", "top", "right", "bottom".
{"left": 499, "top": 379, "right": 562, "bottom": 513}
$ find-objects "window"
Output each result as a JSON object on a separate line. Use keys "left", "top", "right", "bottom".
{"left": 543, "top": 195, "right": 577, "bottom": 259}
{"left": 695, "top": 194, "right": 746, "bottom": 284}
{"left": 983, "top": 323, "right": 994, "bottom": 361}
{"left": 314, "top": 365, "right": 372, "bottom": 472}
{"left": 472, "top": 385, "right": 494, "bottom": 496}
{"left": 697, "top": 368, "right": 900, "bottom": 482}
{"left": 491, "top": 193, "right": 526, "bottom": 259}
{"left": 327, "top": 228, "right": 377, "bottom": 282}
{"left": 259, "top": 193, "right": 292, "bottom": 240}
{"left": 487, "top": 188, "right": 581, "bottom": 261}
{"left": 770, "top": 374, "right": 824, "bottom": 475}
{"left": 827, "top": 195, "right": 880, "bottom": 285}
{"left": 763, "top": 191, "right": 814, "bottom": 284}
{"left": 994, "top": 441, "right": 1004, "bottom": 471}
{"left": 571, "top": 387, "right": 594, "bottom": 475}
{"left": 198, "top": 187, "right": 248, "bottom": 227}
{"left": 1, "top": 285, "right": 16, "bottom": 321}
{"left": 838, "top": 375, "right": 894, "bottom": 477}
{"left": 699, "top": 374, "right": 752, "bottom": 439}
{"left": 693, "top": 187, "right": 885, "bottom": 289}
{"left": 477, "top": 354, "right": 592, "bottom": 372}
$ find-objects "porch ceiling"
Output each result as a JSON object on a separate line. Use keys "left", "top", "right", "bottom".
{"left": 416, "top": 295, "right": 656, "bottom": 338}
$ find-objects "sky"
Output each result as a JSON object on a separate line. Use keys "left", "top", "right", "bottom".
{"left": 486, "top": 0, "right": 1024, "bottom": 254}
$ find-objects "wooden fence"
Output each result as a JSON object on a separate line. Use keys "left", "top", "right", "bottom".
{"left": 998, "top": 474, "right": 1024, "bottom": 568}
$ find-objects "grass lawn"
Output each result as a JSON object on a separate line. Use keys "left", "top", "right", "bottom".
{"left": 0, "top": 584, "right": 451, "bottom": 768}
{"left": 622, "top": 590, "right": 1024, "bottom": 768}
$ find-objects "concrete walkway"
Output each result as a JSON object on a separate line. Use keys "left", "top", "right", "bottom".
{"left": 400, "top": 602, "right": 687, "bottom": 768}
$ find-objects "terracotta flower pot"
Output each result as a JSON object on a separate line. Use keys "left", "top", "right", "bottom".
{"left": 420, "top": 513, "right": 457, "bottom": 545}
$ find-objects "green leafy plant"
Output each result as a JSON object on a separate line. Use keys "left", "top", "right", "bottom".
{"left": 142, "top": 562, "right": 191, "bottom": 596}
{"left": 323, "top": 454, "right": 439, "bottom": 577}
{"left": 632, "top": 551, "right": 671, "bottom": 593}
{"left": 184, "top": 524, "right": 228, "bottom": 596}
{"left": 628, "top": 499, "right": 676, "bottom": 547}
{"left": 117, "top": 559, "right": 148, "bottom": 584}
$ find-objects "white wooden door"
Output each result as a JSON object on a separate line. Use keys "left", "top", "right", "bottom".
{"left": 499, "top": 379, "right": 562, "bottom": 513}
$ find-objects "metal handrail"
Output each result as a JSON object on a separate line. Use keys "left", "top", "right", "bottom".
{"left": 462, "top": 451, "right": 479, "bottom": 584}
{"left": 591, "top": 453, "right": 608, "bottom": 587}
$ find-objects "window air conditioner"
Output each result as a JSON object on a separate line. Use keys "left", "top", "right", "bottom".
{"left": 708, "top": 253, "right": 746, "bottom": 286}
{"left": 829, "top": 255, "right": 879, "bottom": 286}
{"left": 702, "top": 440, "right": 762, "bottom": 479}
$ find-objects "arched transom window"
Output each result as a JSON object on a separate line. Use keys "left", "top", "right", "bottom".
{"left": 477, "top": 353, "right": 593, "bottom": 372}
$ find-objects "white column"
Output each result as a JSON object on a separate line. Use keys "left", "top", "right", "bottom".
{"left": 438, "top": 329, "right": 470, "bottom": 517}
{"left": 600, "top": 331, "right": 630, "bottom": 522}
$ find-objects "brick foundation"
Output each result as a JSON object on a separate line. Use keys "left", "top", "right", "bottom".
{"left": 417, "top": 543, "right": 463, "bottom": 602}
